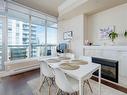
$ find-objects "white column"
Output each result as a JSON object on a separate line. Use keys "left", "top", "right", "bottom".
{"left": 45, "top": 20, "right": 47, "bottom": 56}
{"left": 29, "top": 15, "right": 32, "bottom": 57}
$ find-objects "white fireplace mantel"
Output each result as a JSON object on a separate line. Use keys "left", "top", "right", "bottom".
{"left": 84, "top": 46, "right": 127, "bottom": 51}
{"left": 83, "top": 45, "right": 127, "bottom": 87}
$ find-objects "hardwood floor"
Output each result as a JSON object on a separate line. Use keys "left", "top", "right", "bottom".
{"left": 91, "top": 76, "right": 127, "bottom": 94}
{"left": 0, "top": 69, "right": 40, "bottom": 95}
{"left": 0, "top": 69, "right": 127, "bottom": 95}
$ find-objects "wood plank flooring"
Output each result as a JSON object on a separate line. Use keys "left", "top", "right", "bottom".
{"left": 0, "top": 69, "right": 40, "bottom": 95}
{"left": 0, "top": 69, "right": 126, "bottom": 95}
{"left": 91, "top": 76, "right": 127, "bottom": 93}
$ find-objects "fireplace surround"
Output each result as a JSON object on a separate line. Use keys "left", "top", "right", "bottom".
{"left": 92, "top": 57, "right": 119, "bottom": 83}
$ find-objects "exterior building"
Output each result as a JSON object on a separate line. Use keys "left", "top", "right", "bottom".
{"left": 7, "top": 19, "right": 57, "bottom": 60}
{"left": 8, "top": 19, "right": 38, "bottom": 60}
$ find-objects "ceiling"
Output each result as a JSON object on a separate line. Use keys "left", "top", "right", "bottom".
{"left": 11, "top": 0, "right": 127, "bottom": 19}
{"left": 12, "top": 0, "right": 65, "bottom": 17}
{"left": 58, "top": 0, "right": 127, "bottom": 20}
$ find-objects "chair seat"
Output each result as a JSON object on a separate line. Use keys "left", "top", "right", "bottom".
{"left": 66, "top": 75, "right": 79, "bottom": 92}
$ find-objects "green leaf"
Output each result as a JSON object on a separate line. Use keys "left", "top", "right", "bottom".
{"left": 124, "top": 31, "right": 127, "bottom": 38}
{"left": 108, "top": 32, "right": 118, "bottom": 42}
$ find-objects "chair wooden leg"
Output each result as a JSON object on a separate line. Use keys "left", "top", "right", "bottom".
{"left": 86, "top": 80, "right": 93, "bottom": 93}
{"left": 56, "top": 90, "right": 79, "bottom": 95}
{"left": 45, "top": 77, "right": 50, "bottom": 86}
{"left": 56, "top": 88, "right": 61, "bottom": 95}
{"left": 56, "top": 88, "right": 59, "bottom": 95}
{"left": 69, "top": 92, "right": 78, "bottom": 95}
{"left": 83, "top": 80, "right": 93, "bottom": 94}
{"left": 75, "top": 91, "right": 78, "bottom": 95}
{"left": 38, "top": 76, "right": 46, "bottom": 92}
{"left": 49, "top": 77, "right": 56, "bottom": 87}
{"left": 42, "top": 76, "right": 47, "bottom": 85}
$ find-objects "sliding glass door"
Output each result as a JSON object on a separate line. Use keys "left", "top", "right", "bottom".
{"left": 7, "top": 10, "right": 58, "bottom": 60}
{"left": 7, "top": 9, "right": 30, "bottom": 60}
{"left": 31, "top": 16, "right": 46, "bottom": 57}
{"left": 0, "top": 3, "right": 58, "bottom": 71}
{"left": 47, "top": 21, "right": 57, "bottom": 56}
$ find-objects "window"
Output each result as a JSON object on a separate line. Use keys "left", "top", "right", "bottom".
{"left": 8, "top": 9, "right": 30, "bottom": 60}
{"left": 0, "top": 17, "right": 3, "bottom": 70}
{"left": 31, "top": 16, "right": 46, "bottom": 57}
{"left": 7, "top": 10, "right": 58, "bottom": 60}
{"left": 0, "top": 2, "right": 58, "bottom": 71}
{"left": 6, "top": 10, "right": 58, "bottom": 60}
{"left": 47, "top": 27, "right": 57, "bottom": 44}
{"left": 47, "top": 21, "right": 57, "bottom": 56}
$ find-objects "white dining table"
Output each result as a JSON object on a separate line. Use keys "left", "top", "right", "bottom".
{"left": 39, "top": 57, "right": 101, "bottom": 95}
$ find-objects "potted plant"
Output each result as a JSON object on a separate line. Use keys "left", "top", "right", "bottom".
{"left": 108, "top": 31, "right": 118, "bottom": 42}
{"left": 124, "top": 30, "right": 127, "bottom": 38}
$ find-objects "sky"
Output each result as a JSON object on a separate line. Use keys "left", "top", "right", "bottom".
{"left": 36, "top": 25, "right": 57, "bottom": 44}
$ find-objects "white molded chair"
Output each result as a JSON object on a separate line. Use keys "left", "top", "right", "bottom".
{"left": 40, "top": 61, "right": 54, "bottom": 77}
{"left": 58, "top": 53, "right": 75, "bottom": 60}
{"left": 65, "top": 53, "right": 75, "bottom": 60}
{"left": 38, "top": 61, "right": 55, "bottom": 92}
{"left": 54, "top": 68, "right": 79, "bottom": 95}
{"left": 79, "top": 56, "right": 92, "bottom": 63}
{"left": 79, "top": 56, "right": 93, "bottom": 93}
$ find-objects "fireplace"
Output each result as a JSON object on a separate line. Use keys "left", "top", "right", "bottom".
{"left": 92, "top": 57, "right": 119, "bottom": 83}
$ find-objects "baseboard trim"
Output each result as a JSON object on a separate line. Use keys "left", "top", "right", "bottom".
{"left": 0, "top": 65, "right": 40, "bottom": 78}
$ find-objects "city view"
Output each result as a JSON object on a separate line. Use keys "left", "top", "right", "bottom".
{"left": 8, "top": 18, "right": 57, "bottom": 59}
{"left": 0, "top": 17, "right": 57, "bottom": 66}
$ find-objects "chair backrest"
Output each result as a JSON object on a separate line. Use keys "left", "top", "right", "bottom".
{"left": 54, "top": 68, "right": 74, "bottom": 93}
{"left": 40, "top": 61, "right": 54, "bottom": 77}
{"left": 79, "top": 56, "right": 92, "bottom": 63}
{"left": 65, "top": 53, "right": 75, "bottom": 60}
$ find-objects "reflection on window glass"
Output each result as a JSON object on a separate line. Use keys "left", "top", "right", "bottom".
{"left": 47, "top": 24, "right": 57, "bottom": 56}
{"left": 7, "top": 9, "right": 58, "bottom": 60}
{"left": 31, "top": 16, "right": 45, "bottom": 57}
{"left": 8, "top": 9, "right": 30, "bottom": 60}
{"left": 47, "top": 21, "right": 57, "bottom": 28}
{"left": 47, "top": 27, "right": 57, "bottom": 44}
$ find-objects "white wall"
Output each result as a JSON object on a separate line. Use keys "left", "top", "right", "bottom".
{"left": 87, "top": 3, "right": 127, "bottom": 45}
{"left": 58, "top": 15, "right": 84, "bottom": 57}
{"left": 58, "top": 3, "right": 127, "bottom": 57}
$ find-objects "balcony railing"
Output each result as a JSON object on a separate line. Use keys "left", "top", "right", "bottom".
{"left": 7, "top": 44, "right": 57, "bottom": 60}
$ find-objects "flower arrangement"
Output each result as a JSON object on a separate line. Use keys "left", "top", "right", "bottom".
{"left": 100, "top": 26, "right": 113, "bottom": 39}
